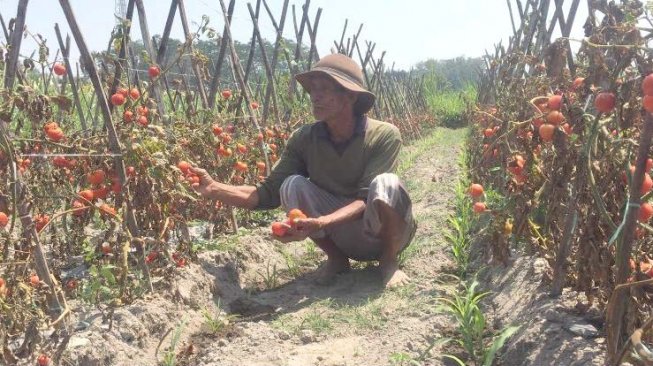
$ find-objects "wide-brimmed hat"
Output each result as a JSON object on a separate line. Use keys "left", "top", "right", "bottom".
{"left": 295, "top": 53, "right": 376, "bottom": 114}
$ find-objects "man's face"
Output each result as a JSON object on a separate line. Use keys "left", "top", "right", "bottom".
{"left": 307, "top": 75, "right": 357, "bottom": 121}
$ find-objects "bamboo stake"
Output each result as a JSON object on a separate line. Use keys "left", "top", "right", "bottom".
{"left": 58, "top": 0, "right": 153, "bottom": 292}
{"left": 134, "top": 0, "right": 168, "bottom": 125}
{"left": 338, "top": 19, "right": 348, "bottom": 52}
{"left": 506, "top": 0, "right": 518, "bottom": 37}
{"left": 4, "top": 0, "right": 29, "bottom": 90}
{"left": 178, "top": 0, "right": 209, "bottom": 108}
{"left": 208, "top": 0, "right": 236, "bottom": 108}
{"left": 348, "top": 23, "right": 363, "bottom": 58}
{"left": 0, "top": 13, "right": 10, "bottom": 42}
{"left": 54, "top": 24, "right": 88, "bottom": 133}
{"left": 107, "top": 0, "right": 138, "bottom": 106}
{"left": 233, "top": 0, "right": 263, "bottom": 121}
{"left": 305, "top": 8, "right": 322, "bottom": 69}
{"left": 289, "top": 0, "right": 310, "bottom": 96}
{"left": 607, "top": 112, "right": 653, "bottom": 362}
{"left": 217, "top": 0, "right": 273, "bottom": 231}
{"left": 247, "top": 2, "right": 281, "bottom": 127}
{"left": 0, "top": 0, "right": 69, "bottom": 322}
{"left": 156, "top": 0, "right": 178, "bottom": 66}
{"left": 261, "top": 0, "right": 289, "bottom": 125}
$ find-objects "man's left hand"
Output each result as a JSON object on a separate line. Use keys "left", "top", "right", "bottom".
{"left": 272, "top": 217, "right": 328, "bottom": 243}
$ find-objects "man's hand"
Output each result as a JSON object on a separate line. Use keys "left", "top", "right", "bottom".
{"left": 272, "top": 217, "right": 328, "bottom": 243}
{"left": 189, "top": 167, "right": 216, "bottom": 199}
{"left": 293, "top": 217, "right": 326, "bottom": 235}
{"left": 272, "top": 222, "right": 308, "bottom": 243}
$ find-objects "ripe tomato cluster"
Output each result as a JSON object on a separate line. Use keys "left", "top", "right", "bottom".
{"left": 37, "top": 354, "right": 50, "bottom": 366}
{"left": 111, "top": 86, "right": 149, "bottom": 126}
{"left": 468, "top": 183, "right": 486, "bottom": 214}
{"left": 271, "top": 208, "right": 307, "bottom": 237}
{"left": 531, "top": 91, "right": 579, "bottom": 143}
{"left": 208, "top": 121, "right": 286, "bottom": 184}
{"left": 470, "top": 45, "right": 653, "bottom": 268}
{"left": 148, "top": 65, "right": 160, "bottom": 78}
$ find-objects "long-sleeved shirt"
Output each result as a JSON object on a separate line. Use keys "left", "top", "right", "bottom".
{"left": 255, "top": 116, "right": 402, "bottom": 209}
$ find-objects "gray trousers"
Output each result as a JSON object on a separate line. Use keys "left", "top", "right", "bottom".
{"left": 279, "top": 173, "right": 415, "bottom": 261}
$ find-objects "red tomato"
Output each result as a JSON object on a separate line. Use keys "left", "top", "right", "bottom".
{"left": 271, "top": 222, "right": 288, "bottom": 237}
{"left": 469, "top": 184, "right": 484, "bottom": 198}
{"left": 148, "top": 65, "right": 160, "bottom": 78}
{"left": 595, "top": 92, "right": 616, "bottom": 113}
{"left": 110, "top": 93, "right": 126, "bottom": 106}
{"left": 53, "top": 63, "right": 66, "bottom": 76}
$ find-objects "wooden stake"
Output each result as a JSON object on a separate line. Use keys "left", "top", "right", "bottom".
{"left": 208, "top": 0, "right": 236, "bottom": 108}
{"left": 4, "top": 0, "right": 29, "bottom": 90}
{"left": 54, "top": 23, "right": 88, "bottom": 133}
{"left": 58, "top": 0, "right": 152, "bottom": 292}
{"left": 134, "top": 0, "right": 168, "bottom": 125}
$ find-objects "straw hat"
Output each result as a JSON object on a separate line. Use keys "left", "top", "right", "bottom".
{"left": 295, "top": 53, "right": 376, "bottom": 114}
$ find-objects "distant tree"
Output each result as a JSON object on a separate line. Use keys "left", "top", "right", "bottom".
{"left": 122, "top": 35, "right": 310, "bottom": 89}
{"left": 413, "top": 57, "right": 484, "bottom": 90}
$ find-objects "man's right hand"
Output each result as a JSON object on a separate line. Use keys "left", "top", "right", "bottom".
{"left": 189, "top": 166, "right": 216, "bottom": 199}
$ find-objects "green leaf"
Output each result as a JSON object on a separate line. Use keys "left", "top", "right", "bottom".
{"left": 483, "top": 325, "right": 521, "bottom": 366}
{"left": 100, "top": 265, "right": 117, "bottom": 285}
{"left": 417, "top": 337, "right": 455, "bottom": 361}
{"left": 442, "top": 354, "right": 466, "bottom": 366}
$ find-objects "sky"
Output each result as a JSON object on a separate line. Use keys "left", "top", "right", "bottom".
{"left": 0, "top": 0, "right": 589, "bottom": 71}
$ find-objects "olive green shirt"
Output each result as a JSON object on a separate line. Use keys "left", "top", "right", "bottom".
{"left": 255, "top": 116, "right": 402, "bottom": 209}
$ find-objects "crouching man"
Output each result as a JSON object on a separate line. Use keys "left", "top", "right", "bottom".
{"left": 191, "top": 53, "right": 416, "bottom": 288}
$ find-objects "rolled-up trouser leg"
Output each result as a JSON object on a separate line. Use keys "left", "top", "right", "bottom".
{"left": 328, "top": 173, "right": 415, "bottom": 261}
{"left": 279, "top": 173, "right": 415, "bottom": 261}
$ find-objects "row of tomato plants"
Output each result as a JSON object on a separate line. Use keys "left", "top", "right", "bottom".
{"left": 0, "top": 59, "right": 432, "bottom": 364}
{"left": 465, "top": 6, "right": 653, "bottom": 360}
{"left": 0, "top": 69, "right": 296, "bottom": 364}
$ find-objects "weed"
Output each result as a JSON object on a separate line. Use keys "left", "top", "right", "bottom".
{"left": 436, "top": 279, "right": 488, "bottom": 361}
{"left": 333, "top": 299, "right": 386, "bottom": 330}
{"left": 160, "top": 317, "right": 188, "bottom": 366}
{"left": 192, "top": 234, "right": 239, "bottom": 253}
{"left": 445, "top": 181, "right": 473, "bottom": 276}
{"left": 427, "top": 85, "right": 476, "bottom": 128}
{"left": 257, "top": 260, "right": 279, "bottom": 289}
{"left": 389, "top": 351, "right": 421, "bottom": 366}
{"left": 201, "top": 299, "right": 239, "bottom": 334}
{"left": 299, "top": 310, "right": 333, "bottom": 334}
{"left": 81, "top": 264, "right": 119, "bottom": 305}
{"left": 398, "top": 237, "right": 423, "bottom": 267}
{"left": 435, "top": 279, "right": 519, "bottom": 365}
{"left": 279, "top": 248, "right": 301, "bottom": 277}
{"left": 302, "top": 240, "right": 322, "bottom": 263}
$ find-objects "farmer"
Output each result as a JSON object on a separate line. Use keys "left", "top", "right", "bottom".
{"left": 191, "top": 53, "right": 416, "bottom": 288}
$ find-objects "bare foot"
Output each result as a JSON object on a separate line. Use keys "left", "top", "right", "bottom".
{"left": 314, "top": 258, "right": 350, "bottom": 285}
{"left": 381, "top": 263, "right": 410, "bottom": 289}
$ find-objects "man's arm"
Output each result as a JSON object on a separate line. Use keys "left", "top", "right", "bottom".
{"left": 190, "top": 167, "right": 259, "bottom": 209}
{"left": 317, "top": 199, "right": 366, "bottom": 229}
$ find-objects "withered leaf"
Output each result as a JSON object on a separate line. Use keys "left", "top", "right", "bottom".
{"left": 50, "top": 95, "right": 73, "bottom": 112}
